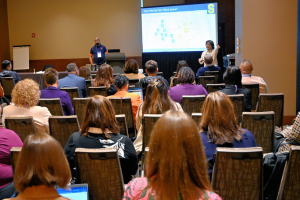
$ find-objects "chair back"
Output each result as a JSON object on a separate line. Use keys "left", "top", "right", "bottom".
{"left": 129, "top": 79, "right": 139, "bottom": 87}
{"left": 116, "top": 114, "right": 129, "bottom": 137}
{"left": 75, "top": 148, "right": 124, "bottom": 200}
{"left": 39, "top": 98, "right": 64, "bottom": 116}
{"left": 73, "top": 98, "right": 90, "bottom": 125}
{"left": 256, "top": 93, "right": 284, "bottom": 128}
{"left": 61, "top": 87, "right": 80, "bottom": 105}
{"left": 5, "top": 116, "right": 37, "bottom": 141}
{"left": 85, "top": 80, "right": 92, "bottom": 96}
{"left": 206, "top": 83, "right": 225, "bottom": 93}
{"left": 205, "top": 71, "right": 219, "bottom": 83}
{"left": 10, "top": 147, "right": 22, "bottom": 175}
{"left": 113, "top": 73, "right": 120, "bottom": 78}
{"left": 212, "top": 147, "right": 263, "bottom": 200}
{"left": 198, "top": 76, "right": 215, "bottom": 88}
{"left": 89, "top": 86, "right": 107, "bottom": 97}
{"left": 109, "top": 97, "right": 135, "bottom": 137}
{"left": 228, "top": 94, "right": 244, "bottom": 124}
{"left": 277, "top": 146, "right": 300, "bottom": 200}
{"left": 191, "top": 113, "right": 202, "bottom": 126}
{"left": 241, "top": 111, "right": 275, "bottom": 153}
{"left": 157, "top": 72, "right": 163, "bottom": 77}
{"left": 91, "top": 74, "right": 96, "bottom": 79}
{"left": 171, "top": 77, "right": 178, "bottom": 87}
{"left": 1, "top": 77, "right": 15, "bottom": 97}
{"left": 243, "top": 83, "right": 260, "bottom": 110}
{"left": 49, "top": 116, "right": 80, "bottom": 147}
{"left": 181, "top": 95, "right": 206, "bottom": 116}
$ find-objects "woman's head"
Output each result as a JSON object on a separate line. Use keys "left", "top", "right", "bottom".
{"left": 93, "top": 63, "right": 114, "bottom": 88}
{"left": 177, "top": 67, "right": 195, "bottom": 85}
{"left": 206, "top": 40, "right": 215, "bottom": 50}
{"left": 174, "top": 60, "right": 188, "bottom": 77}
{"left": 142, "top": 78, "right": 175, "bottom": 115}
{"left": 12, "top": 79, "right": 40, "bottom": 107}
{"left": 79, "top": 66, "right": 91, "bottom": 80}
{"left": 124, "top": 59, "right": 139, "bottom": 74}
{"left": 81, "top": 95, "right": 119, "bottom": 138}
{"left": 146, "top": 111, "right": 211, "bottom": 200}
{"left": 223, "top": 66, "right": 242, "bottom": 86}
{"left": 14, "top": 133, "right": 71, "bottom": 193}
{"left": 200, "top": 91, "right": 243, "bottom": 145}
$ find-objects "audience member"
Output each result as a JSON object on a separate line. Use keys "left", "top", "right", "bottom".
{"left": 196, "top": 54, "right": 221, "bottom": 82}
{"left": 240, "top": 59, "right": 268, "bottom": 93}
{"left": 1, "top": 60, "right": 20, "bottom": 84}
{"left": 123, "top": 59, "right": 145, "bottom": 81}
{"left": 137, "top": 60, "right": 169, "bottom": 97}
{"left": 40, "top": 68, "right": 74, "bottom": 115}
{"left": 0, "top": 128, "right": 22, "bottom": 199}
{"left": 2, "top": 79, "right": 51, "bottom": 134}
{"left": 58, "top": 63, "right": 87, "bottom": 98}
{"left": 198, "top": 40, "right": 220, "bottom": 66}
{"left": 64, "top": 95, "right": 138, "bottom": 184}
{"left": 219, "top": 66, "right": 252, "bottom": 111}
{"left": 6, "top": 133, "right": 71, "bottom": 200}
{"left": 79, "top": 66, "right": 92, "bottom": 80}
{"left": 123, "top": 111, "right": 221, "bottom": 200}
{"left": 92, "top": 63, "right": 117, "bottom": 96}
{"left": 134, "top": 78, "right": 182, "bottom": 155}
{"left": 200, "top": 92, "right": 257, "bottom": 173}
{"left": 169, "top": 60, "right": 189, "bottom": 87}
{"left": 168, "top": 67, "right": 208, "bottom": 103}
{"left": 107, "top": 75, "right": 142, "bottom": 126}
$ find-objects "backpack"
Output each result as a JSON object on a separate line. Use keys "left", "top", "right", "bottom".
{"left": 263, "top": 137, "right": 300, "bottom": 200}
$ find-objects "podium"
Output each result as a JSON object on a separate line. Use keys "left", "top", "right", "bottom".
{"left": 13, "top": 45, "right": 31, "bottom": 70}
{"left": 105, "top": 53, "right": 126, "bottom": 74}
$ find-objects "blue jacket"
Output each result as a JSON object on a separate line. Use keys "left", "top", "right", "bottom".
{"left": 196, "top": 65, "right": 222, "bottom": 82}
{"left": 58, "top": 74, "right": 87, "bottom": 98}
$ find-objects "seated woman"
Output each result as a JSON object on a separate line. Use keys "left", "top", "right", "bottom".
{"left": 200, "top": 91, "right": 257, "bottom": 173}
{"left": 92, "top": 63, "right": 117, "bottom": 95}
{"left": 219, "top": 66, "right": 252, "bottom": 111}
{"left": 123, "top": 111, "right": 221, "bottom": 200}
{"left": 169, "top": 60, "right": 188, "bottom": 87}
{"left": 123, "top": 59, "right": 145, "bottom": 81}
{"left": 0, "top": 128, "right": 22, "bottom": 200}
{"left": 134, "top": 78, "right": 182, "bottom": 155}
{"left": 64, "top": 95, "right": 138, "bottom": 184}
{"left": 2, "top": 79, "right": 52, "bottom": 134}
{"left": 79, "top": 66, "right": 92, "bottom": 80}
{"left": 6, "top": 133, "right": 71, "bottom": 200}
{"left": 168, "top": 67, "right": 208, "bottom": 103}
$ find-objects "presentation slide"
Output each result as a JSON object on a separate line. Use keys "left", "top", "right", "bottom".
{"left": 141, "top": 3, "right": 218, "bottom": 53}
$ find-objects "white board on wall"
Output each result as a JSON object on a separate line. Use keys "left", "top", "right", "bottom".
{"left": 13, "top": 45, "right": 30, "bottom": 70}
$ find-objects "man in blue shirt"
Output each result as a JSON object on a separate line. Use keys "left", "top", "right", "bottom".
{"left": 1, "top": 60, "right": 20, "bottom": 84}
{"left": 58, "top": 63, "right": 87, "bottom": 98}
{"left": 89, "top": 37, "right": 107, "bottom": 70}
{"left": 196, "top": 54, "right": 221, "bottom": 81}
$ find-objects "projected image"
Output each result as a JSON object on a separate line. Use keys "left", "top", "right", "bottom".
{"left": 141, "top": 3, "right": 217, "bottom": 53}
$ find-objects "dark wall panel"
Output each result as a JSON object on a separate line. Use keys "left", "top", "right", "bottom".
{"left": 0, "top": 0, "right": 10, "bottom": 62}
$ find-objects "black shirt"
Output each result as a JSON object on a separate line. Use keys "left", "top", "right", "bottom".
{"left": 137, "top": 76, "right": 170, "bottom": 97}
{"left": 64, "top": 132, "right": 138, "bottom": 184}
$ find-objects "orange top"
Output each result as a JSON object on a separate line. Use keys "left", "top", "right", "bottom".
{"left": 107, "top": 91, "right": 142, "bottom": 127}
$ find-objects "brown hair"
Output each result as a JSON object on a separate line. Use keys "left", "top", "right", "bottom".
{"left": 204, "top": 54, "right": 213, "bottom": 65}
{"left": 92, "top": 63, "right": 114, "bottom": 88}
{"left": 124, "top": 59, "right": 139, "bottom": 74}
{"left": 145, "top": 60, "right": 158, "bottom": 74}
{"left": 43, "top": 68, "right": 58, "bottom": 85}
{"left": 79, "top": 66, "right": 91, "bottom": 80}
{"left": 81, "top": 95, "right": 120, "bottom": 138}
{"left": 174, "top": 60, "right": 188, "bottom": 77}
{"left": 177, "top": 67, "right": 195, "bottom": 84}
{"left": 200, "top": 91, "right": 244, "bottom": 145}
{"left": 12, "top": 79, "right": 40, "bottom": 108}
{"left": 145, "top": 111, "right": 212, "bottom": 200}
{"left": 142, "top": 78, "right": 176, "bottom": 117}
{"left": 14, "top": 133, "right": 71, "bottom": 193}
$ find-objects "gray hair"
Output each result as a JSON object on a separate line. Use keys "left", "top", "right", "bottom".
{"left": 66, "top": 63, "right": 78, "bottom": 72}
{"left": 241, "top": 59, "right": 252, "bottom": 65}
{"left": 204, "top": 54, "right": 213, "bottom": 64}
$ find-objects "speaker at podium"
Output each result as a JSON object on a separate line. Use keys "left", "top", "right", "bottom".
{"left": 105, "top": 52, "right": 126, "bottom": 74}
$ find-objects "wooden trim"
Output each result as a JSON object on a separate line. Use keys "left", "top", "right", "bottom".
{"left": 283, "top": 116, "right": 296, "bottom": 125}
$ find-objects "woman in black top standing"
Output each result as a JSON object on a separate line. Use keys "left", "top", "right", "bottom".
{"left": 64, "top": 95, "right": 138, "bottom": 184}
{"left": 219, "top": 66, "right": 252, "bottom": 111}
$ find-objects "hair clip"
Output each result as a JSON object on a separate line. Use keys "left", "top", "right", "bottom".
{"left": 154, "top": 82, "right": 159, "bottom": 86}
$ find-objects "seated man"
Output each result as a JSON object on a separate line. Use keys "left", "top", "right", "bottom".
{"left": 107, "top": 75, "right": 142, "bottom": 126}
{"left": 40, "top": 68, "right": 74, "bottom": 116}
{"left": 196, "top": 54, "right": 221, "bottom": 81}
{"left": 58, "top": 63, "right": 87, "bottom": 98}
{"left": 240, "top": 59, "right": 268, "bottom": 93}
{"left": 137, "top": 60, "right": 169, "bottom": 97}
{"left": 1, "top": 60, "right": 20, "bottom": 84}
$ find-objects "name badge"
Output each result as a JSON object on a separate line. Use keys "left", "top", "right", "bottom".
{"left": 97, "top": 52, "right": 102, "bottom": 58}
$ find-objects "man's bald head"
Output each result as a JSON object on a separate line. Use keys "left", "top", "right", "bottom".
{"left": 94, "top": 37, "right": 100, "bottom": 46}
{"left": 204, "top": 54, "right": 213, "bottom": 65}
{"left": 240, "top": 59, "right": 253, "bottom": 74}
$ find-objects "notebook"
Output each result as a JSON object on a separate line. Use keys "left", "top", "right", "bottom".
{"left": 56, "top": 184, "right": 88, "bottom": 200}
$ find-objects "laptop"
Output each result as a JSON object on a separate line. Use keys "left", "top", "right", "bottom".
{"left": 56, "top": 184, "right": 88, "bottom": 200}
{"left": 128, "top": 87, "right": 143, "bottom": 101}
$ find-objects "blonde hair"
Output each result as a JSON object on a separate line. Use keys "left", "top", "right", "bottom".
{"left": 12, "top": 79, "right": 40, "bottom": 107}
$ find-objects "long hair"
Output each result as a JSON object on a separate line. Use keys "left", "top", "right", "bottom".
{"left": 81, "top": 95, "right": 120, "bottom": 139}
{"left": 79, "top": 66, "right": 91, "bottom": 80}
{"left": 200, "top": 91, "right": 243, "bottom": 145}
{"left": 92, "top": 63, "right": 114, "bottom": 88}
{"left": 124, "top": 59, "right": 139, "bottom": 74}
{"left": 14, "top": 133, "right": 71, "bottom": 193}
{"left": 223, "top": 66, "right": 242, "bottom": 86}
{"left": 177, "top": 67, "right": 195, "bottom": 84}
{"left": 174, "top": 60, "right": 188, "bottom": 77}
{"left": 142, "top": 78, "right": 176, "bottom": 117}
{"left": 145, "top": 111, "right": 212, "bottom": 200}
